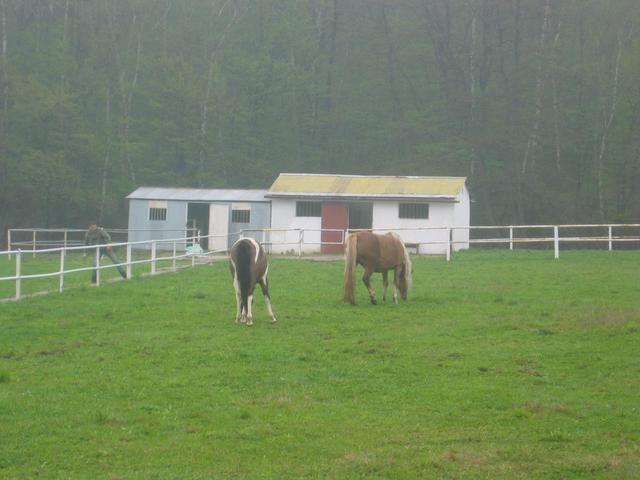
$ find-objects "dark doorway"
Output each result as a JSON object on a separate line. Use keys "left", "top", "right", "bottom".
{"left": 348, "top": 202, "right": 373, "bottom": 230}
{"left": 187, "top": 203, "right": 209, "bottom": 250}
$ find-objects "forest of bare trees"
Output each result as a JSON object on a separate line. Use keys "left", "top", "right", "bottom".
{"left": 0, "top": 0, "right": 639, "bottom": 238}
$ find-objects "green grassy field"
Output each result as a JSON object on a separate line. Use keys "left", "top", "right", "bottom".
{"left": 1, "top": 251, "right": 639, "bottom": 479}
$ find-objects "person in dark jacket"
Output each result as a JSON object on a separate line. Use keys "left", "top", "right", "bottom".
{"left": 84, "top": 222, "right": 127, "bottom": 283}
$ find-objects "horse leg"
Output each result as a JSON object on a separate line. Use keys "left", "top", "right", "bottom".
{"left": 245, "top": 289, "right": 254, "bottom": 326}
{"left": 382, "top": 271, "right": 389, "bottom": 302}
{"left": 259, "top": 277, "right": 277, "bottom": 323}
{"left": 392, "top": 266, "right": 401, "bottom": 304}
{"left": 362, "top": 265, "right": 377, "bottom": 305}
{"left": 235, "top": 289, "right": 243, "bottom": 323}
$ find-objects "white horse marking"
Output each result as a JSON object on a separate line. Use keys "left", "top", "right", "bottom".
{"left": 264, "top": 295, "right": 276, "bottom": 323}
{"left": 230, "top": 259, "right": 243, "bottom": 322}
{"left": 244, "top": 237, "right": 261, "bottom": 263}
{"left": 231, "top": 237, "right": 261, "bottom": 264}
{"left": 246, "top": 294, "right": 254, "bottom": 326}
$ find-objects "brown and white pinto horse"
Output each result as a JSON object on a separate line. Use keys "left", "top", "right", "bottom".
{"left": 343, "top": 231, "right": 412, "bottom": 305}
{"left": 229, "top": 238, "right": 276, "bottom": 326}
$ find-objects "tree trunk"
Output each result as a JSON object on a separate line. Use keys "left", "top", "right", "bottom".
{"left": 381, "top": 3, "right": 403, "bottom": 115}
{"left": 551, "top": 17, "right": 563, "bottom": 172}
{"left": 521, "top": 0, "right": 551, "bottom": 174}
{"left": 597, "top": 34, "right": 624, "bottom": 221}
{"left": 1, "top": 0, "right": 8, "bottom": 127}
{"left": 99, "top": 86, "right": 111, "bottom": 223}
{"left": 198, "top": 0, "right": 241, "bottom": 184}
{"left": 122, "top": 25, "right": 142, "bottom": 187}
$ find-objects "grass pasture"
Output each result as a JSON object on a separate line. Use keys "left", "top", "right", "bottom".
{"left": 1, "top": 251, "right": 639, "bottom": 479}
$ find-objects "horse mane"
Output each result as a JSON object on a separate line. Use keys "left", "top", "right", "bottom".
{"left": 389, "top": 232, "right": 412, "bottom": 291}
{"left": 402, "top": 241, "right": 412, "bottom": 291}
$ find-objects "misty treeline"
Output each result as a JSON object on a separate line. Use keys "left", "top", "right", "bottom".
{"left": 0, "top": 0, "right": 639, "bottom": 237}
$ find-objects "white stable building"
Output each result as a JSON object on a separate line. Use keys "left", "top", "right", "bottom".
{"left": 266, "top": 173, "right": 470, "bottom": 254}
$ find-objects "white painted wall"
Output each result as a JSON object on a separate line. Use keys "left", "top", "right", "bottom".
{"left": 269, "top": 192, "right": 470, "bottom": 255}
{"left": 269, "top": 198, "right": 322, "bottom": 253}
{"left": 372, "top": 201, "right": 455, "bottom": 254}
{"left": 209, "top": 203, "right": 229, "bottom": 252}
{"left": 452, "top": 186, "right": 471, "bottom": 250}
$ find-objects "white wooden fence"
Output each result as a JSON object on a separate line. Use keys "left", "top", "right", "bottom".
{"left": 2, "top": 224, "right": 639, "bottom": 302}
{"left": 6, "top": 227, "right": 199, "bottom": 252}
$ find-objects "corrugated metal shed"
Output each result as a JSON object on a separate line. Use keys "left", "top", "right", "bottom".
{"left": 127, "top": 187, "right": 269, "bottom": 202}
{"left": 267, "top": 174, "right": 466, "bottom": 200}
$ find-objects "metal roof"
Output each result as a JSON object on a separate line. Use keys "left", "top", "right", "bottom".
{"left": 127, "top": 187, "right": 269, "bottom": 202}
{"left": 267, "top": 174, "right": 466, "bottom": 200}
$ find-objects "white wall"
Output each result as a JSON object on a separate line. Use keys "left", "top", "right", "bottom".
{"left": 270, "top": 199, "right": 322, "bottom": 253}
{"left": 452, "top": 186, "right": 471, "bottom": 250}
{"left": 269, "top": 193, "right": 470, "bottom": 255}
{"left": 372, "top": 201, "right": 455, "bottom": 254}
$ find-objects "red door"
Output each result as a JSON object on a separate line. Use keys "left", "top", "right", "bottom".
{"left": 321, "top": 202, "right": 348, "bottom": 253}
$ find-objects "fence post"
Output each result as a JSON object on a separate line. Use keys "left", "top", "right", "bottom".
{"left": 63, "top": 230, "right": 68, "bottom": 250}
{"left": 554, "top": 226, "right": 559, "bottom": 259}
{"left": 32, "top": 231, "right": 37, "bottom": 257}
{"left": 15, "top": 250, "right": 21, "bottom": 300}
{"left": 298, "top": 230, "right": 303, "bottom": 257}
{"left": 509, "top": 227, "right": 514, "bottom": 250}
{"left": 126, "top": 243, "right": 132, "bottom": 279}
{"left": 59, "top": 248, "right": 65, "bottom": 293}
{"left": 151, "top": 240, "right": 157, "bottom": 275}
{"left": 172, "top": 241, "right": 177, "bottom": 271}
{"left": 7, "top": 229, "right": 11, "bottom": 260}
{"left": 95, "top": 246, "right": 101, "bottom": 286}
{"left": 608, "top": 226, "right": 613, "bottom": 251}
{"left": 446, "top": 227, "right": 452, "bottom": 262}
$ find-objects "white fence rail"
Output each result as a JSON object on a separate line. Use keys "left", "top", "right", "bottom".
{"left": 6, "top": 227, "right": 200, "bottom": 252}
{"left": 2, "top": 224, "right": 640, "bottom": 302}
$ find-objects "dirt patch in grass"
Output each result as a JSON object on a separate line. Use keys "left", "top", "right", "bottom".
{"left": 581, "top": 308, "right": 639, "bottom": 329}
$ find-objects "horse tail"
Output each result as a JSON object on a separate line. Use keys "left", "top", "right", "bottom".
{"left": 343, "top": 233, "right": 358, "bottom": 304}
{"left": 235, "top": 240, "right": 253, "bottom": 311}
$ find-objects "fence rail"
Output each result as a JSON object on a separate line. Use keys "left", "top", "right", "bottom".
{"left": 6, "top": 227, "right": 200, "bottom": 252}
{"left": 2, "top": 224, "right": 640, "bottom": 302}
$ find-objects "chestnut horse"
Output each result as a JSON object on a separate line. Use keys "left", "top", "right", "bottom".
{"left": 343, "top": 231, "right": 412, "bottom": 305}
{"left": 229, "top": 237, "right": 276, "bottom": 326}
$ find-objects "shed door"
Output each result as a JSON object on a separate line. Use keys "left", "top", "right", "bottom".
{"left": 209, "top": 204, "right": 229, "bottom": 252}
{"left": 321, "top": 202, "right": 348, "bottom": 253}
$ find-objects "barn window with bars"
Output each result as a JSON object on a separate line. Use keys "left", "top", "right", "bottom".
{"left": 231, "top": 209, "right": 251, "bottom": 223}
{"left": 148, "top": 201, "right": 168, "bottom": 221}
{"left": 296, "top": 201, "right": 322, "bottom": 217}
{"left": 398, "top": 203, "right": 429, "bottom": 219}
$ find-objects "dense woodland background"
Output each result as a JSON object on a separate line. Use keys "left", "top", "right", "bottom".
{"left": 0, "top": 0, "right": 639, "bottom": 239}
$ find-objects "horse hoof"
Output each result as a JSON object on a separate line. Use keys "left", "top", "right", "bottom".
{"left": 271, "top": 317, "right": 277, "bottom": 324}
{"left": 371, "top": 298, "right": 377, "bottom": 305}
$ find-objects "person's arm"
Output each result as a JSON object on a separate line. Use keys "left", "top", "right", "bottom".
{"left": 101, "top": 229, "right": 113, "bottom": 251}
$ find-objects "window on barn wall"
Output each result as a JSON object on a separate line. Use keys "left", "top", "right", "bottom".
{"left": 231, "top": 203, "right": 251, "bottom": 223}
{"left": 398, "top": 203, "right": 429, "bottom": 219}
{"left": 296, "top": 201, "right": 321, "bottom": 217}
{"left": 149, "top": 201, "right": 168, "bottom": 221}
